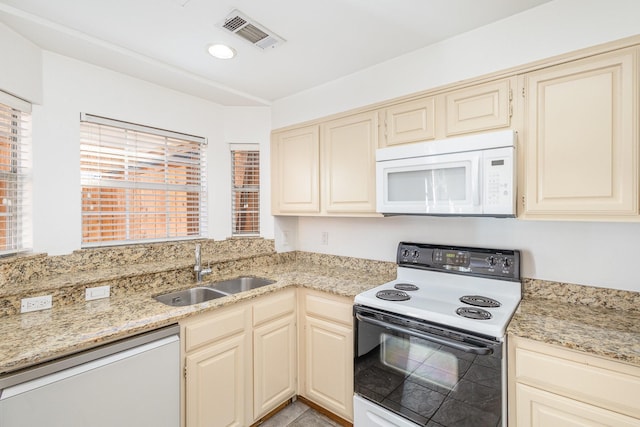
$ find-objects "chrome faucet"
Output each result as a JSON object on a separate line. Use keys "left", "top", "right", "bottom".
{"left": 194, "top": 243, "right": 212, "bottom": 282}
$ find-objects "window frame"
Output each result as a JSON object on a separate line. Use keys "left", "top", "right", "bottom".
{"left": 0, "top": 91, "right": 32, "bottom": 256}
{"left": 80, "top": 113, "right": 207, "bottom": 247}
{"left": 230, "top": 144, "right": 260, "bottom": 237}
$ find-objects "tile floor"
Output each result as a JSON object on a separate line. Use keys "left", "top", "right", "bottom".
{"left": 258, "top": 400, "right": 342, "bottom": 427}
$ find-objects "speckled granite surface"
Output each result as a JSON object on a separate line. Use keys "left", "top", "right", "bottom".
{"left": 0, "top": 252, "right": 396, "bottom": 375}
{"left": 508, "top": 278, "right": 640, "bottom": 366}
{"left": 2, "top": 239, "right": 639, "bottom": 377}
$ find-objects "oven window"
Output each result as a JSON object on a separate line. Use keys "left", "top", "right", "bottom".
{"left": 355, "top": 316, "right": 503, "bottom": 426}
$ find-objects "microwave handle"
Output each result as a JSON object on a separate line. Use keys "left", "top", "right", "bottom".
{"left": 355, "top": 312, "right": 492, "bottom": 356}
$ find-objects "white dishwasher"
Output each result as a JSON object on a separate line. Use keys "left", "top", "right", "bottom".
{"left": 0, "top": 324, "right": 180, "bottom": 427}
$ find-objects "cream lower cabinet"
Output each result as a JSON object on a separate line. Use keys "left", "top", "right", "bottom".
{"left": 520, "top": 47, "right": 639, "bottom": 219}
{"left": 182, "top": 303, "right": 252, "bottom": 427}
{"left": 298, "top": 289, "right": 354, "bottom": 421}
{"left": 508, "top": 335, "right": 640, "bottom": 426}
{"left": 252, "top": 289, "right": 297, "bottom": 420}
{"left": 180, "top": 289, "right": 297, "bottom": 427}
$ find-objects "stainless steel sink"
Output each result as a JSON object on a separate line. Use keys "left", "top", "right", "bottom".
{"left": 155, "top": 276, "right": 275, "bottom": 307}
{"left": 208, "top": 276, "right": 275, "bottom": 294}
{"left": 154, "top": 287, "right": 228, "bottom": 306}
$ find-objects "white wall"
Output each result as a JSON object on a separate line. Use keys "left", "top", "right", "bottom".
{"left": 223, "top": 107, "right": 273, "bottom": 239}
{"left": 0, "top": 23, "right": 42, "bottom": 103}
{"left": 272, "top": 0, "right": 640, "bottom": 128}
{"left": 29, "top": 52, "right": 274, "bottom": 255}
{"left": 273, "top": 0, "right": 640, "bottom": 292}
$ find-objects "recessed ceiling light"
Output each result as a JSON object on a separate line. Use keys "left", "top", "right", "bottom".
{"left": 208, "top": 44, "right": 236, "bottom": 59}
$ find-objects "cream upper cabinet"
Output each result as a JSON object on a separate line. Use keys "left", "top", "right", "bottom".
{"left": 379, "top": 96, "right": 436, "bottom": 147}
{"left": 443, "top": 78, "right": 513, "bottom": 136}
{"left": 252, "top": 289, "right": 297, "bottom": 420}
{"left": 298, "top": 289, "right": 354, "bottom": 421}
{"left": 520, "top": 48, "right": 639, "bottom": 219}
{"left": 508, "top": 335, "right": 640, "bottom": 427}
{"left": 321, "top": 111, "right": 378, "bottom": 214}
{"left": 271, "top": 125, "right": 320, "bottom": 214}
{"left": 271, "top": 112, "right": 378, "bottom": 216}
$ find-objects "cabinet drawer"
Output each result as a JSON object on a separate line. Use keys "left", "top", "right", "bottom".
{"left": 183, "top": 305, "right": 248, "bottom": 353}
{"left": 253, "top": 289, "right": 296, "bottom": 326}
{"left": 516, "top": 383, "right": 640, "bottom": 427}
{"left": 515, "top": 346, "right": 640, "bottom": 418}
{"left": 304, "top": 292, "right": 353, "bottom": 326}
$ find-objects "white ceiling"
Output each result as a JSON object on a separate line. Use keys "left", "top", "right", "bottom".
{"left": 0, "top": 0, "right": 552, "bottom": 106}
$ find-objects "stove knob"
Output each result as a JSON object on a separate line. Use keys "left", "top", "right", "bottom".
{"left": 487, "top": 256, "right": 497, "bottom": 266}
{"left": 503, "top": 258, "right": 512, "bottom": 268}
{"left": 401, "top": 249, "right": 410, "bottom": 258}
{"left": 412, "top": 250, "right": 420, "bottom": 259}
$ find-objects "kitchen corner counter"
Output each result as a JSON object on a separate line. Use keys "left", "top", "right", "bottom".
{"left": 508, "top": 280, "right": 640, "bottom": 366}
{"left": 0, "top": 259, "right": 395, "bottom": 375}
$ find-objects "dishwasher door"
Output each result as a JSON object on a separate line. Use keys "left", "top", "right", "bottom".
{"left": 0, "top": 325, "right": 180, "bottom": 427}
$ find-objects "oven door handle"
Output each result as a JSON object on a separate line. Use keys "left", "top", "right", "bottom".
{"left": 355, "top": 313, "right": 493, "bottom": 355}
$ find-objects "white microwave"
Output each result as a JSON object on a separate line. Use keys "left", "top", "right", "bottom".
{"left": 376, "top": 129, "right": 516, "bottom": 217}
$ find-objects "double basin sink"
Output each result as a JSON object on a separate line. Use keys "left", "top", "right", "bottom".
{"left": 155, "top": 276, "right": 275, "bottom": 307}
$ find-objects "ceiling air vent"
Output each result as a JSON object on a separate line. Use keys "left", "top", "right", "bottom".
{"left": 220, "top": 10, "right": 285, "bottom": 50}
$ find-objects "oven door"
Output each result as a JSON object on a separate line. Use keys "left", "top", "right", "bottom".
{"left": 354, "top": 305, "right": 504, "bottom": 427}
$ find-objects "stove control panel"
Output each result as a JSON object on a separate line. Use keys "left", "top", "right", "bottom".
{"left": 397, "top": 242, "right": 520, "bottom": 281}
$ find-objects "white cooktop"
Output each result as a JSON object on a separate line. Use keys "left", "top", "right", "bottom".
{"left": 354, "top": 266, "right": 521, "bottom": 339}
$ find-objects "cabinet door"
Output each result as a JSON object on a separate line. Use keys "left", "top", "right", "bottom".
{"left": 185, "top": 333, "right": 249, "bottom": 427}
{"left": 382, "top": 97, "right": 436, "bottom": 147}
{"left": 516, "top": 383, "right": 640, "bottom": 427}
{"left": 271, "top": 125, "right": 320, "bottom": 214}
{"left": 253, "top": 313, "right": 297, "bottom": 419}
{"left": 444, "top": 78, "right": 512, "bottom": 136}
{"left": 303, "top": 315, "right": 354, "bottom": 421}
{"left": 321, "top": 111, "right": 378, "bottom": 214}
{"left": 522, "top": 48, "right": 638, "bottom": 218}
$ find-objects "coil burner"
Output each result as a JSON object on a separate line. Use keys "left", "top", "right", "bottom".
{"left": 459, "top": 295, "right": 501, "bottom": 308}
{"left": 376, "top": 290, "right": 411, "bottom": 301}
{"left": 394, "top": 283, "right": 419, "bottom": 292}
{"left": 455, "top": 307, "right": 492, "bottom": 320}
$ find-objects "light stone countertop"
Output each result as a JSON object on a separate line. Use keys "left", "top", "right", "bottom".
{"left": 3, "top": 253, "right": 640, "bottom": 377}
{"left": 0, "top": 261, "right": 394, "bottom": 375}
{"left": 508, "top": 295, "right": 640, "bottom": 366}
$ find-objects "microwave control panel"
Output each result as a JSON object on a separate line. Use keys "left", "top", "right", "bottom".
{"left": 482, "top": 147, "right": 515, "bottom": 215}
{"left": 397, "top": 242, "right": 520, "bottom": 281}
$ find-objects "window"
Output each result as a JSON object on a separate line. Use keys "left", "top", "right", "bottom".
{"left": 80, "top": 114, "right": 207, "bottom": 246}
{"left": 0, "top": 92, "right": 31, "bottom": 255}
{"left": 231, "top": 146, "right": 259, "bottom": 236}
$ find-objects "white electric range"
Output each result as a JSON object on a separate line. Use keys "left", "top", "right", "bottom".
{"left": 353, "top": 242, "right": 521, "bottom": 427}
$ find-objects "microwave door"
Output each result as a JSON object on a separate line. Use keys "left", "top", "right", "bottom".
{"left": 378, "top": 152, "right": 481, "bottom": 215}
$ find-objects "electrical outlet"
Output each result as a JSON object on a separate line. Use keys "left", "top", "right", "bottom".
{"left": 21, "top": 295, "right": 52, "bottom": 313}
{"left": 85, "top": 285, "right": 110, "bottom": 301}
{"left": 321, "top": 231, "right": 329, "bottom": 245}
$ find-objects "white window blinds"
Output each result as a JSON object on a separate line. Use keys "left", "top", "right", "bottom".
{"left": 0, "top": 93, "right": 31, "bottom": 255}
{"left": 231, "top": 147, "right": 260, "bottom": 236}
{"left": 80, "top": 114, "right": 207, "bottom": 246}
